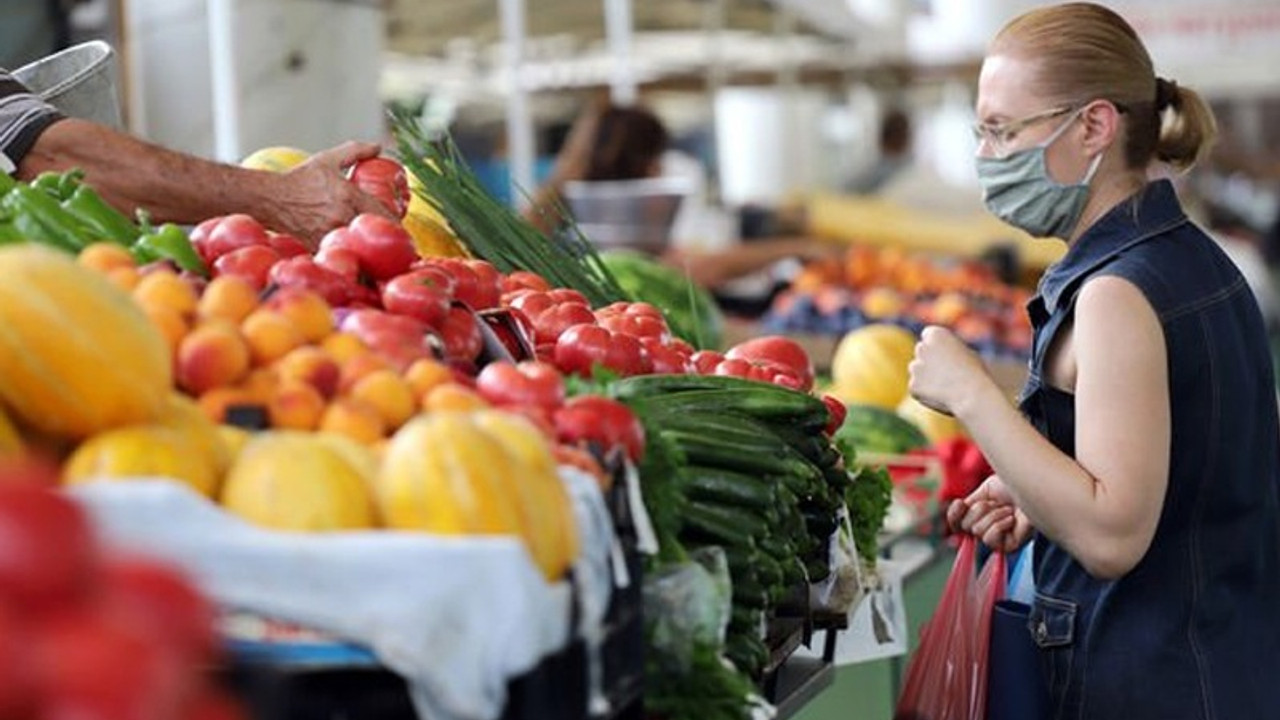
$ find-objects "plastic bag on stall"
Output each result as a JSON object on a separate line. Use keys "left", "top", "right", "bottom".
{"left": 893, "top": 537, "right": 1006, "bottom": 720}
{"left": 642, "top": 547, "right": 732, "bottom": 670}
{"left": 810, "top": 504, "right": 866, "bottom": 616}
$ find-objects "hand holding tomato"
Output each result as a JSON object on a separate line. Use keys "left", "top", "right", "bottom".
{"left": 346, "top": 157, "right": 410, "bottom": 218}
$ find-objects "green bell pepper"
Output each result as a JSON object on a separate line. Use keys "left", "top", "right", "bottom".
{"left": 0, "top": 184, "right": 94, "bottom": 253}
{"left": 31, "top": 169, "right": 84, "bottom": 202}
{"left": 62, "top": 186, "right": 137, "bottom": 247}
{"left": 0, "top": 172, "right": 16, "bottom": 198}
{"left": 133, "top": 222, "right": 208, "bottom": 276}
{"left": 0, "top": 216, "right": 24, "bottom": 245}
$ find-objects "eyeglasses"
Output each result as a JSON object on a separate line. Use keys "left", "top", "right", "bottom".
{"left": 972, "top": 105, "right": 1078, "bottom": 157}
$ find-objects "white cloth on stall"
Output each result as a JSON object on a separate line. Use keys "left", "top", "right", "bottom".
{"left": 70, "top": 471, "right": 615, "bottom": 720}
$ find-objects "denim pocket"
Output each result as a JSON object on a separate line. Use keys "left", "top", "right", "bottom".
{"left": 1029, "top": 592, "right": 1078, "bottom": 717}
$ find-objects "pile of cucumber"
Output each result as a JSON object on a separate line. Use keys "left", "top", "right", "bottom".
{"left": 613, "top": 374, "right": 853, "bottom": 677}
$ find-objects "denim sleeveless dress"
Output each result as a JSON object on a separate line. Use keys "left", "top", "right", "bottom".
{"left": 1017, "top": 180, "right": 1280, "bottom": 720}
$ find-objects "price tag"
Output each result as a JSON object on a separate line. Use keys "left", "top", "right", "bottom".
{"left": 624, "top": 461, "right": 659, "bottom": 556}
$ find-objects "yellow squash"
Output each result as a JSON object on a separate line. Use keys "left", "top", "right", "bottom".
{"left": 0, "top": 246, "right": 171, "bottom": 439}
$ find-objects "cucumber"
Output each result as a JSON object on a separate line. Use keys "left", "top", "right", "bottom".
{"left": 725, "top": 633, "right": 769, "bottom": 677}
{"left": 758, "top": 536, "right": 797, "bottom": 563}
{"left": 627, "top": 389, "right": 828, "bottom": 432}
{"left": 681, "top": 503, "right": 761, "bottom": 549}
{"left": 682, "top": 466, "right": 779, "bottom": 512}
{"left": 612, "top": 373, "right": 811, "bottom": 399}
{"left": 659, "top": 427, "right": 823, "bottom": 494}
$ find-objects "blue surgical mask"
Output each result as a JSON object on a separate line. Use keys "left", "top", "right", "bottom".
{"left": 976, "top": 110, "right": 1104, "bottom": 239}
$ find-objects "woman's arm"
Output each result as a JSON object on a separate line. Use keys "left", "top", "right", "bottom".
{"left": 913, "top": 276, "right": 1171, "bottom": 579}
{"left": 18, "top": 118, "right": 389, "bottom": 244}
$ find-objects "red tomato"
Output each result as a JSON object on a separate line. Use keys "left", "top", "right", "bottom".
{"left": 347, "top": 157, "right": 410, "bottom": 218}
{"left": 547, "top": 288, "right": 590, "bottom": 306}
{"left": 437, "top": 306, "right": 483, "bottom": 364}
{"left": 381, "top": 269, "right": 451, "bottom": 327}
{"left": 0, "top": 602, "right": 33, "bottom": 717}
{"left": 821, "top": 395, "right": 847, "bottom": 436}
{"left": 596, "top": 300, "right": 664, "bottom": 321}
{"left": 689, "top": 350, "right": 725, "bottom": 375}
{"left": 427, "top": 259, "right": 493, "bottom": 310}
{"left": 184, "top": 689, "right": 249, "bottom": 720}
{"left": 606, "top": 333, "right": 652, "bottom": 376}
{"left": 187, "top": 218, "right": 221, "bottom": 265}
{"left": 268, "top": 257, "right": 355, "bottom": 307}
{"left": 462, "top": 260, "right": 503, "bottom": 310}
{"left": 213, "top": 245, "right": 280, "bottom": 291}
{"left": 346, "top": 214, "right": 417, "bottom": 282}
{"left": 314, "top": 245, "right": 362, "bottom": 283}
{"left": 200, "top": 214, "right": 269, "bottom": 264}
{"left": 725, "top": 336, "right": 815, "bottom": 391}
{"left": 508, "top": 291, "right": 556, "bottom": 321}
{"left": 641, "top": 337, "right": 692, "bottom": 375}
{"left": 100, "top": 557, "right": 218, "bottom": 664}
{"left": 598, "top": 313, "right": 669, "bottom": 341}
{"left": 265, "top": 233, "right": 310, "bottom": 258}
{"left": 475, "top": 361, "right": 566, "bottom": 411}
{"left": 553, "top": 396, "right": 646, "bottom": 463}
{"left": 30, "top": 603, "right": 189, "bottom": 720}
{"left": 553, "top": 324, "right": 612, "bottom": 377}
{"left": 339, "top": 309, "right": 427, "bottom": 344}
{"left": 534, "top": 303, "right": 597, "bottom": 345}
{"left": 0, "top": 483, "right": 97, "bottom": 614}
{"left": 500, "top": 271, "right": 551, "bottom": 294}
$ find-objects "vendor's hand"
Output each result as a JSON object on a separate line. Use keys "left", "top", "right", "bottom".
{"left": 270, "top": 141, "right": 393, "bottom": 245}
{"left": 907, "top": 325, "right": 993, "bottom": 417}
{"left": 946, "top": 475, "right": 1033, "bottom": 553}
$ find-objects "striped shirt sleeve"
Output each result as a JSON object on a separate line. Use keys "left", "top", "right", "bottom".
{"left": 0, "top": 70, "right": 65, "bottom": 174}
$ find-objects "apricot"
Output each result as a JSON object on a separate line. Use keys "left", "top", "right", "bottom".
{"left": 318, "top": 397, "right": 386, "bottom": 445}
{"left": 106, "top": 265, "right": 141, "bottom": 292}
{"left": 404, "top": 358, "right": 455, "bottom": 401}
{"left": 77, "top": 242, "right": 136, "bottom": 273}
{"left": 264, "top": 287, "right": 333, "bottom": 343}
{"left": 267, "top": 380, "right": 326, "bottom": 431}
{"left": 421, "top": 383, "right": 489, "bottom": 413}
{"left": 142, "top": 303, "right": 189, "bottom": 359}
{"left": 241, "top": 309, "right": 305, "bottom": 367}
{"left": 133, "top": 269, "right": 199, "bottom": 320}
{"left": 349, "top": 370, "right": 416, "bottom": 431}
{"left": 176, "top": 321, "right": 251, "bottom": 395}
{"left": 320, "top": 332, "right": 368, "bottom": 365}
{"left": 199, "top": 275, "right": 260, "bottom": 324}
{"left": 337, "top": 352, "right": 392, "bottom": 395}
{"left": 274, "top": 345, "right": 342, "bottom": 399}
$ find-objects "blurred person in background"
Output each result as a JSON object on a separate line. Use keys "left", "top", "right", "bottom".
{"left": 844, "top": 106, "right": 913, "bottom": 195}
{"left": 908, "top": 3, "right": 1280, "bottom": 718}
{"left": 524, "top": 100, "right": 838, "bottom": 293}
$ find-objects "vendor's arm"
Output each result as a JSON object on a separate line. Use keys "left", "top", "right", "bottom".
{"left": 18, "top": 118, "right": 389, "bottom": 244}
{"left": 664, "top": 238, "right": 841, "bottom": 290}
{"left": 911, "top": 276, "right": 1171, "bottom": 579}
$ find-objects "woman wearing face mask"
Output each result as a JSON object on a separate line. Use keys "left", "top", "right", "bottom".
{"left": 908, "top": 3, "right": 1280, "bottom": 718}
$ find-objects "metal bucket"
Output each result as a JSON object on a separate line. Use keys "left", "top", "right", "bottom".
{"left": 13, "top": 41, "right": 123, "bottom": 130}
{"left": 563, "top": 177, "right": 692, "bottom": 255}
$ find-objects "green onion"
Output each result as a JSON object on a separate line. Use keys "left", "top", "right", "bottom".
{"left": 391, "top": 111, "right": 629, "bottom": 308}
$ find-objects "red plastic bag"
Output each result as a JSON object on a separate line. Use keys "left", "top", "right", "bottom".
{"left": 894, "top": 537, "right": 1007, "bottom": 720}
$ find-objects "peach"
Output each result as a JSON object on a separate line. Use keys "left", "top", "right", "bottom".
{"left": 421, "top": 383, "right": 489, "bottom": 413}
{"left": 142, "top": 304, "right": 189, "bottom": 359}
{"left": 199, "top": 275, "right": 260, "bottom": 324}
{"left": 349, "top": 369, "right": 416, "bottom": 431}
{"left": 274, "top": 345, "right": 342, "bottom": 399}
{"left": 404, "top": 358, "right": 455, "bottom": 401}
{"left": 318, "top": 397, "right": 386, "bottom": 445}
{"left": 198, "top": 386, "right": 264, "bottom": 424}
{"left": 176, "top": 321, "right": 251, "bottom": 395}
{"left": 320, "top": 332, "right": 368, "bottom": 365}
{"left": 267, "top": 380, "right": 326, "bottom": 431}
{"left": 77, "top": 242, "right": 136, "bottom": 274}
{"left": 264, "top": 287, "right": 333, "bottom": 343}
{"left": 241, "top": 309, "right": 305, "bottom": 367}
{"left": 133, "top": 269, "right": 199, "bottom": 320}
{"left": 240, "top": 368, "right": 279, "bottom": 402}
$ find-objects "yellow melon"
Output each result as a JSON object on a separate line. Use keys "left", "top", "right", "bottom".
{"left": 830, "top": 323, "right": 917, "bottom": 410}
{"left": 240, "top": 146, "right": 310, "bottom": 173}
{"left": 63, "top": 425, "right": 218, "bottom": 497}
{"left": 472, "top": 410, "right": 579, "bottom": 580}
{"left": 897, "top": 395, "right": 967, "bottom": 444}
{"left": 221, "top": 431, "right": 374, "bottom": 532}
{"left": 377, "top": 412, "right": 522, "bottom": 537}
{"left": 0, "top": 246, "right": 171, "bottom": 439}
{"left": 158, "top": 393, "right": 232, "bottom": 477}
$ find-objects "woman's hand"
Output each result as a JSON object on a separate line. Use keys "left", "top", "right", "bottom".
{"left": 907, "top": 325, "right": 996, "bottom": 417}
{"left": 946, "top": 475, "right": 1034, "bottom": 553}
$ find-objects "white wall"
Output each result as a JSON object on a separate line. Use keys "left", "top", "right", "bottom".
{"left": 125, "top": 0, "right": 384, "bottom": 161}
{"left": 714, "top": 86, "right": 830, "bottom": 206}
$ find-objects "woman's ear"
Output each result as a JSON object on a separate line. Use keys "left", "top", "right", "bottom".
{"left": 1080, "top": 100, "right": 1122, "bottom": 155}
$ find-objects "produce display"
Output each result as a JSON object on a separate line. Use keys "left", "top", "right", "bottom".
{"left": 0, "top": 129, "right": 896, "bottom": 720}
{"left": 764, "top": 244, "right": 1033, "bottom": 359}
